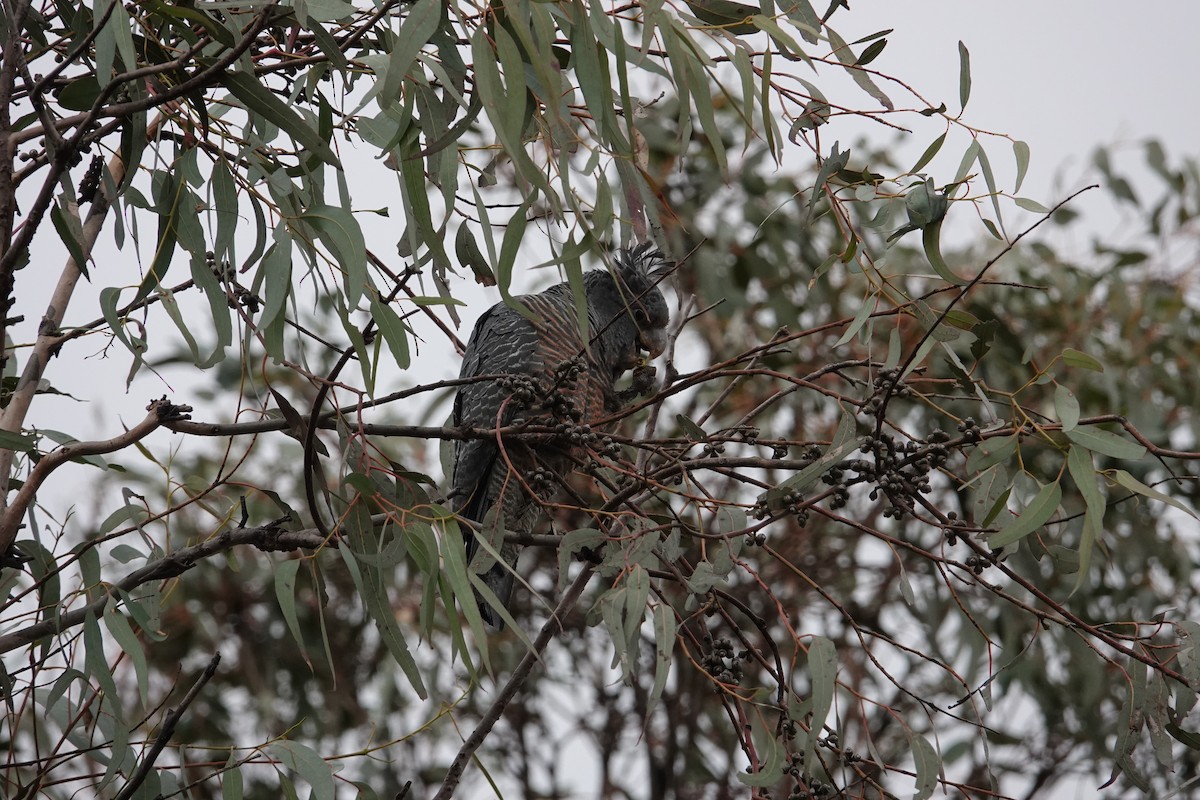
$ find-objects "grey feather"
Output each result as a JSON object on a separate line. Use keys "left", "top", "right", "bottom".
{"left": 450, "top": 246, "right": 672, "bottom": 628}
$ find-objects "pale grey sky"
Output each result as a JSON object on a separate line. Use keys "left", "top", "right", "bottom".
{"left": 842, "top": 2, "right": 1200, "bottom": 229}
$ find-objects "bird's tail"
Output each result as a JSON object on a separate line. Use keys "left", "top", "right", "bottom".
{"left": 459, "top": 507, "right": 517, "bottom": 631}
{"left": 476, "top": 563, "right": 516, "bottom": 630}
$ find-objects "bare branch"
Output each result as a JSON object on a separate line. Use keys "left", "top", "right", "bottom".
{"left": 113, "top": 654, "right": 221, "bottom": 800}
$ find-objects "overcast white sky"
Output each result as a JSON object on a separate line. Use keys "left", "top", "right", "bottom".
{"left": 841, "top": 2, "right": 1200, "bottom": 232}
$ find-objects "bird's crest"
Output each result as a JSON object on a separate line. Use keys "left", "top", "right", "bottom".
{"left": 614, "top": 241, "right": 675, "bottom": 285}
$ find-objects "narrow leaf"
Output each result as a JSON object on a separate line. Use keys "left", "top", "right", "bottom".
{"left": 266, "top": 741, "right": 336, "bottom": 799}
{"left": 1061, "top": 347, "right": 1105, "bottom": 372}
{"left": 922, "top": 219, "right": 969, "bottom": 284}
{"left": 1013, "top": 140, "right": 1031, "bottom": 193}
{"left": 274, "top": 559, "right": 312, "bottom": 669}
{"left": 1112, "top": 470, "right": 1199, "bottom": 520}
{"left": 957, "top": 40, "right": 971, "bottom": 111}
{"left": 909, "top": 730, "right": 940, "bottom": 800}
{"left": 910, "top": 131, "right": 947, "bottom": 175}
{"left": 370, "top": 297, "right": 412, "bottom": 371}
{"left": 221, "top": 70, "right": 339, "bottom": 166}
{"left": 382, "top": 0, "right": 440, "bottom": 105}
{"left": 1065, "top": 427, "right": 1147, "bottom": 461}
{"left": 804, "top": 636, "right": 837, "bottom": 776}
{"left": 989, "top": 480, "right": 1062, "bottom": 548}
{"left": 648, "top": 604, "right": 676, "bottom": 712}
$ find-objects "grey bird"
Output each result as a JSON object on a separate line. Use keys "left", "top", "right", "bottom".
{"left": 450, "top": 244, "right": 672, "bottom": 628}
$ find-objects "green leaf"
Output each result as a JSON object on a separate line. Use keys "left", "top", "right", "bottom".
{"left": 257, "top": 226, "right": 293, "bottom": 336}
{"left": 804, "top": 636, "right": 837, "bottom": 776}
{"left": 370, "top": 297, "right": 412, "bottom": 371}
{"left": 1015, "top": 197, "right": 1050, "bottom": 213}
{"left": 307, "top": 19, "right": 350, "bottom": 70}
{"left": 266, "top": 740, "right": 336, "bottom": 799}
{"left": 781, "top": 0, "right": 820, "bottom": 43}
{"left": 648, "top": 603, "right": 676, "bottom": 713}
{"left": 158, "top": 284, "right": 202, "bottom": 364}
{"left": 83, "top": 609, "right": 128, "bottom": 788}
{"left": 1013, "top": 140, "right": 1031, "bottom": 193}
{"left": 622, "top": 565, "right": 650, "bottom": 656}
{"left": 910, "top": 131, "right": 947, "bottom": 175}
{"left": 965, "top": 434, "right": 1018, "bottom": 473}
{"left": 761, "top": 411, "right": 858, "bottom": 505}
{"left": 50, "top": 196, "right": 89, "bottom": 279}
{"left": 988, "top": 480, "right": 1061, "bottom": 548}
{"left": 810, "top": 141, "right": 850, "bottom": 214}
{"left": 1112, "top": 470, "right": 1199, "bottom": 520}
{"left": 1061, "top": 347, "right": 1105, "bottom": 372}
{"left": 274, "top": 559, "right": 311, "bottom": 669}
{"left": 737, "top": 713, "right": 785, "bottom": 786}
{"left": 58, "top": 76, "right": 103, "bottom": 111}
{"left": 1054, "top": 385, "right": 1080, "bottom": 432}
{"left": 103, "top": 606, "right": 149, "bottom": 705}
{"left": 221, "top": 70, "right": 339, "bottom": 167}
{"left": 826, "top": 27, "right": 893, "bottom": 109}
{"left": 342, "top": 506, "right": 427, "bottom": 697}
{"left": 922, "top": 219, "right": 969, "bottom": 285}
{"left": 682, "top": 0, "right": 758, "bottom": 34}
{"left": 954, "top": 139, "right": 980, "bottom": 184}
{"left": 1067, "top": 445, "right": 1104, "bottom": 593}
{"left": 381, "top": 0, "right": 439, "bottom": 104}
{"left": 134, "top": 169, "right": 182, "bottom": 303}
{"left": 834, "top": 295, "right": 873, "bottom": 348}
{"left": 497, "top": 194, "right": 537, "bottom": 312}
{"left": 856, "top": 37, "right": 887, "bottom": 66}
{"left": 300, "top": 205, "right": 367, "bottom": 309}
{"left": 223, "top": 755, "right": 244, "bottom": 800}
{"left": 0, "top": 430, "right": 36, "bottom": 452}
{"left": 437, "top": 515, "right": 489, "bottom": 667}
{"left": 1065, "top": 427, "right": 1146, "bottom": 461}
{"left": 1167, "top": 723, "right": 1200, "bottom": 751}
{"left": 557, "top": 529, "right": 607, "bottom": 591}
{"left": 675, "top": 413, "right": 707, "bottom": 441}
{"left": 909, "top": 730, "right": 940, "bottom": 800}
{"left": 975, "top": 144, "right": 1006, "bottom": 237}
{"left": 210, "top": 157, "right": 238, "bottom": 263}
{"left": 455, "top": 224, "right": 495, "bottom": 287}
{"left": 957, "top": 40, "right": 971, "bottom": 111}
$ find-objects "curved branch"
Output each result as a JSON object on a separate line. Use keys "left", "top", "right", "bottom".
{"left": 0, "top": 398, "right": 191, "bottom": 557}
{"left": 0, "top": 521, "right": 326, "bottom": 654}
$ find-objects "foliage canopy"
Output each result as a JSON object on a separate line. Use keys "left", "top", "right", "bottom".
{"left": 2, "top": 0, "right": 1200, "bottom": 798}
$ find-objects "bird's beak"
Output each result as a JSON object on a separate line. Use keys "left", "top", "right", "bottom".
{"left": 639, "top": 328, "right": 667, "bottom": 359}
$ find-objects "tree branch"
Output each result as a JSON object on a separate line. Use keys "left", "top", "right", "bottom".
{"left": 113, "top": 654, "right": 221, "bottom": 800}
{"left": 0, "top": 398, "right": 191, "bottom": 557}
{"left": 0, "top": 521, "right": 326, "bottom": 654}
{"left": 432, "top": 563, "right": 596, "bottom": 800}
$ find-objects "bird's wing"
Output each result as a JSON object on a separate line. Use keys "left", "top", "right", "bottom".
{"left": 451, "top": 302, "right": 543, "bottom": 526}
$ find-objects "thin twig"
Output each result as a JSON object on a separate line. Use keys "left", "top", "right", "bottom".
{"left": 0, "top": 521, "right": 326, "bottom": 654}
{"left": 0, "top": 398, "right": 190, "bottom": 557}
{"left": 113, "top": 654, "right": 221, "bottom": 800}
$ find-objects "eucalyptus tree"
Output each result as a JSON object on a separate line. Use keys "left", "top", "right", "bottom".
{"left": 2, "top": 1, "right": 1198, "bottom": 798}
